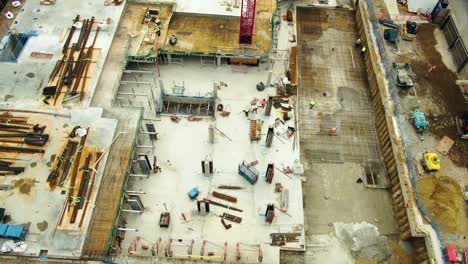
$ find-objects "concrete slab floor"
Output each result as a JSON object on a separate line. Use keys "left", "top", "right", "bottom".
{"left": 291, "top": 6, "right": 399, "bottom": 263}
{"left": 0, "top": 0, "right": 125, "bottom": 109}
{"left": 118, "top": 59, "right": 305, "bottom": 263}
{"left": 0, "top": 108, "right": 117, "bottom": 258}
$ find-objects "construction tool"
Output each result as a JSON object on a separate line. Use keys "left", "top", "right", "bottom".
{"left": 409, "top": 111, "right": 428, "bottom": 140}
{"left": 0, "top": 133, "right": 49, "bottom": 146}
{"left": 421, "top": 152, "right": 441, "bottom": 173}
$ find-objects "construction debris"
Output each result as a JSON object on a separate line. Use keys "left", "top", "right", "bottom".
{"left": 221, "top": 212, "right": 242, "bottom": 223}
{"left": 218, "top": 185, "right": 243, "bottom": 190}
{"left": 44, "top": 16, "right": 102, "bottom": 105}
{"left": 203, "top": 199, "right": 242, "bottom": 213}
{"left": 212, "top": 191, "right": 237, "bottom": 203}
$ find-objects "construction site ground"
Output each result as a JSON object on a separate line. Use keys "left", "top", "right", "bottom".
{"left": 384, "top": 21, "right": 468, "bottom": 249}
{"left": 116, "top": 57, "right": 305, "bottom": 264}
{"left": 0, "top": 108, "right": 118, "bottom": 258}
{"left": 124, "top": 1, "right": 274, "bottom": 58}
{"left": 282, "top": 6, "right": 400, "bottom": 264}
{"left": 0, "top": 0, "right": 125, "bottom": 109}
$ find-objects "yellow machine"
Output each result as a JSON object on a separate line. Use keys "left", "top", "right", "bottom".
{"left": 401, "top": 21, "right": 418, "bottom": 41}
{"left": 421, "top": 152, "right": 441, "bottom": 173}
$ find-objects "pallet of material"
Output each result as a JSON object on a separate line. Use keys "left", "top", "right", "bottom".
{"left": 56, "top": 146, "right": 100, "bottom": 232}
{"left": 43, "top": 48, "right": 101, "bottom": 108}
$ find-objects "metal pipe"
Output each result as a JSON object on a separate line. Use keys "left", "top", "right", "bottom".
{"left": 90, "top": 132, "right": 128, "bottom": 174}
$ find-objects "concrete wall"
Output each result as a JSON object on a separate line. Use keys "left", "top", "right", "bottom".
{"left": 448, "top": 0, "right": 468, "bottom": 78}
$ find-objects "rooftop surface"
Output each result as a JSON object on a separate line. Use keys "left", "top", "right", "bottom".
{"left": 0, "top": 108, "right": 117, "bottom": 258}
{"left": 0, "top": 0, "right": 125, "bottom": 109}
{"left": 125, "top": 1, "right": 275, "bottom": 58}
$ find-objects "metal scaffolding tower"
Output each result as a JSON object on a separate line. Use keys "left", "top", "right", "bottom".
{"left": 239, "top": 0, "right": 256, "bottom": 44}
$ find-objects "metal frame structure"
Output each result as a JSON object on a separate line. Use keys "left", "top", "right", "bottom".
{"left": 239, "top": 0, "right": 256, "bottom": 44}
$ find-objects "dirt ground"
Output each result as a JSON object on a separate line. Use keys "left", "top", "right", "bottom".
{"left": 417, "top": 176, "right": 468, "bottom": 244}
{"left": 397, "top": 24, "right": 468, "bottom": 167}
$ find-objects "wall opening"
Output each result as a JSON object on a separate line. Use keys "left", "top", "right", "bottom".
{"left": 0, "top": 33, "right": 30, "bottom": 62}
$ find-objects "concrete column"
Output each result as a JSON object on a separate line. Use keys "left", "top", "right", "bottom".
{"left": 167, "top": 54, "right": 172, "bottom": 63}
{"left": 266, "top": 70, "right": 273, "bottom": 87}
{"left": 208, "top": 125, "right": 214, "bottom": 144}
{"left": 265, "top": 96, "right": 273, "bottom": 116}
{"left": 217, "top": 56, "right": 221, "bottom": 67}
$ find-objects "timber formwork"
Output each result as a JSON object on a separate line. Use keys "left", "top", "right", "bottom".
{"left": 81, "top": 109, "right": 142, "bottom": 258}
{"left": 355, "top": 1, "right": 438, "bottom": 263}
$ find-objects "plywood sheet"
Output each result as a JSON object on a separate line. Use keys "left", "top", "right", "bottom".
{"left": 42, "top": 48, "right": 101, "bottom": 108}
{"left": 435, "top": 136, "right": 454, "bottom": 155}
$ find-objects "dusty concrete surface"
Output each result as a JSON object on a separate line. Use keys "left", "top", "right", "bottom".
{"left": 0, "top": 0, "right": 125, "bottom": 108}
{"left": 0, "top": 108, "right": 117, "bottom": 258}
{"left": 278, "top": 6, "right": 400, "bottom": 264}
{"left": 116, "top": 57, "right": 304, "bottom": 263}
{"left": 296, "top": 6, "right": 397, "bottom": 234}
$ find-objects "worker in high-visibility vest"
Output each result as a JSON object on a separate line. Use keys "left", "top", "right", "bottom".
{"left": 355, "top": 38, "right": 362, "bottom": 48}
{"left": 361, "top": 46, "right": 367, "bottom": 55}
{"left": 309, "top": 100, "right": 316, "bottom": 109}
{"left": 155, "top": 24, "right": 161, "bottom": 37}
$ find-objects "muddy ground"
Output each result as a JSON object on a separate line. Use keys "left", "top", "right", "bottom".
{"left": 417, "top": 176, "right": 468, "bottom": 248}
{"left": 397, "top": 24, "right": 468, "bottom": 167}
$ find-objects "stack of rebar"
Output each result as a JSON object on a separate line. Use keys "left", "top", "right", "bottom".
{"left": 47, "top": 16, "right": 100, "bottom": 105}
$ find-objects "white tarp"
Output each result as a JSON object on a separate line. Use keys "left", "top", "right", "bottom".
{"left": 408, "top": 0, "right": 438, "bottom": 14}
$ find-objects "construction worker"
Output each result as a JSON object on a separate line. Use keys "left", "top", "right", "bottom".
{"left": 425, "top": 64, "right": 437, "bottom": 77}
{"left": 361, "top": 46, "right": 367, "bottom": 55}
{"left": 355, "top": 38, "right": 362, "bottom": 48}
{"left": 309, "top": 100, "right": 316, "bottom": 109}
{"left": 243, "top": 104, "right": 250, "bottom": 117}
{"left": 260, "top": 98, "right": 267, "bottom": 108}
{"left": 42, "top": 95, "right": 51, "bottom": 105}
{"left": 169, "top": 34, "right": 177, "bottom": 45}
{"left": 155, "top": 17, "right": 161, "bottom": 27}
{"left": 155, "top": 24, "right": 161, "bottom": 37}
